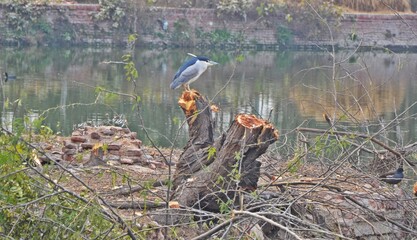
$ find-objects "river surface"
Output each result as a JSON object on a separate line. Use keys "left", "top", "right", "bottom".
{"left": 1, "top": 47, "right": 417, "bottom": 148}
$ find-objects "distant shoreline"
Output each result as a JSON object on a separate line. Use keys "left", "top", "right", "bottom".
{"left": 0, "top": 4, "right": 417, "bottom": 50}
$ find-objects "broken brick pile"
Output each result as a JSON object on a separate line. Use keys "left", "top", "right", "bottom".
{"left": 37, "top": 126, "right": 163, "bottom": 169}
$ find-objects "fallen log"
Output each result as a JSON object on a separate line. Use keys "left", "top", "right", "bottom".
{"left": 172, "top": 90, "right": 279, "bottom": 212}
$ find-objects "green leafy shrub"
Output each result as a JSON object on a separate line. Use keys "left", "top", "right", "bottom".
{"left": 275, "top": 0, "right": 343, "bottom": 40}
{"left": 336, "top": 0, "right": 410, "bottom": 12}
{"left": 0, "top": 119, "right": 126, "bottom": 238}
{"left": 5, "top": 1, "right": 43, "bottom": 34}
{"left": 276, "top": 25, "right": 293, "bottom": 46}
{"left": 196, "top": 28, "right": 245, "bottom": 47}
{"left": 94, "top": 0, "right": 126, "bottom": 28}
{"left": 170, "top": 18, "right": 192, "bottom": 46}
{"left": 217, "top": 0, "right": 254, "bottom": 20}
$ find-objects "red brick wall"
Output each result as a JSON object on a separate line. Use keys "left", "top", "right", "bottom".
{"left": 138, "top": 8, "right": 417, "bottom": 49}
{"left": 336, "top": 13, "right": 417, "bottom": 49}
{"left": 1, "top": 4, "right": 417, "bottom": 49}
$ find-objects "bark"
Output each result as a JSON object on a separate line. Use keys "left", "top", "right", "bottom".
{"left": 172, "top": 90, "right": 215, "bottom": 188}
{"left": 172, "top": 90, "right": 279, "bottom": 212}
{"left": 85, "top": 146, "right": 105, "bottom": 166}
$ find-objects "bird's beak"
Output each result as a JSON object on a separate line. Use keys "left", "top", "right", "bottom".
{"left": 208, "top": 60, "right": 218, "bottom": 66}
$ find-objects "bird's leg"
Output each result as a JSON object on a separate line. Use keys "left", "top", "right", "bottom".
{"left": 184, "top": 84, "right": 190, "bottom": 91}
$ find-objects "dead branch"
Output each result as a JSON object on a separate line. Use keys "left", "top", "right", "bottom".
{"left": 1, "top": 127, "right": 138, "bottom": 240}
{"left": 297, "top": 127, "right": 415, "bottom": 166}
{"left": 266, "top": 181, "right": 416, "bottom": 234}
{"left": 101, "top": 180, "right": 166, "bottom": 196}
{"left": 107, "top": 201, "right": 165, "bottom": 209}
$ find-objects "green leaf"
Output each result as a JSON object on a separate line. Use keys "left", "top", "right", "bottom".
{"left": 235, "top": 54, "right": 245, "bottom": 63}
{"left": 127, "top": 34, "right": 138, "bottom": 43}
{"left": 95, "top": 86, "right": 105, "bottom": 94}
{"left": 122, "top": 54, "right": 131, "bottom": 61}
{"left": 207, "top": 146, "right": 217, "bottom": 160}
{"left": 234, "top": 151, "right": 241, "bottom": 160}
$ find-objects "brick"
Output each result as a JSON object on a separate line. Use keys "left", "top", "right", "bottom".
{"left": 81, "top": 143, "right": 94, "bottom": 149}
{"left": 131, "top": 140, "right": 142, "bottom": 148}
{"left": 108, "top": 143, "right": 122, "bottom": 151}
{"left": 125, "top": 148, "right": 142, "bottom": 157}
{"left": 120, "top": 158, "right": 134, "bottom": 165}
{"left": 90, "top": 132, "right": 101, "bottom": 140}
{"left": 71, "top": 136, "right": 87, "bottom": 143}
{"left": 64, "top": 141, "right": 77, "bottom": 149}
{"left": 101, "top": 129, "right": 114, "bottom": 136}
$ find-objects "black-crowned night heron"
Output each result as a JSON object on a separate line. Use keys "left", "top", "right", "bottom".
{"left": 379, "top": 167, "right": 404, "bottom": 184}
{"left": 157, "top": 18, "right": 168, "bottom": 31}
{"left": 4, "top": 72, "right": 16, "bottom": 82}
{"left": 170, "top": 55, "right": 218, "bottom": 91}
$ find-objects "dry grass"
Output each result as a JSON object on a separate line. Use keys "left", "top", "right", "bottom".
{"left": 335, "top": 0, "right": 411, "bottom": 12}
{"left": 8, "top": 0, "right": 411, "bottom": 13}
{"left": 260, "top": 0, "right": 412, "bottom": 12}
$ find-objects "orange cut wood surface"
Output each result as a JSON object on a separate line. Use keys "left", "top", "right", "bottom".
{"left": 178, "top": 90, "right": 200, "bottom": 115}
{"left": 413, "top": 182, "right": 417, "bottom": 196}
{"left": 236, "top": 114, "right": 279, "bottom": 140}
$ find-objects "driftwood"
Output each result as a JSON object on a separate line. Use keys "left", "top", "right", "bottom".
{"left": 172, "top": 90, "right": 279, "bottom": 212}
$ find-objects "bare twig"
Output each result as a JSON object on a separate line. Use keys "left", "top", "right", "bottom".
{"left": 1, "top": 127, "right": 138, "bottom": 240}
{"left": 234, "top": 210, "right": 303, "bottom": 240}
{"left": 297, "top": 127, "right": 415, "bottom": 166}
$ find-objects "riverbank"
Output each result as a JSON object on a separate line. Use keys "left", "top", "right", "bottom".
{"left": 1, "top": 3, "right": 417, "bottom": 50}
{"left": 35, "top": 124, "right": 413, "bottom": 239}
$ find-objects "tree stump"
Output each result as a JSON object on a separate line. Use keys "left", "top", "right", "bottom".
{"left": 172, "top": 90, "right": 215, "bottom": 188}
{"left": 85, "top": 144, "right": 106, "bottom": 166}
{"left": 173, "top": 90, "right": 279, "bottom": 212}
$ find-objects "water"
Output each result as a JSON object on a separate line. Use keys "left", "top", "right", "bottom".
{"left": 1, "top": 46, "right": 417, "bottom": 148}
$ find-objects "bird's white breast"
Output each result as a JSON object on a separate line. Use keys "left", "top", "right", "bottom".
{"left": 188, "top": 60, "right": 209, "bottom": 83}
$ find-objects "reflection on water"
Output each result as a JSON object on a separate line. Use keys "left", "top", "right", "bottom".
{"left": 290, "top": 52, "right": 407, "bottom": 122}
{"left": 0, "top": 47, "right": 417, "bottom": 147}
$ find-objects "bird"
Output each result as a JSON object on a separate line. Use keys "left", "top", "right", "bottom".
{"left": 170, "top": 55, "right": 218, "bottom": 91}
{"left": 4, "top": 72, "right": 16, "bottom": 82}
{"left": 413, "top": 182, "right": 417, "bottom": 196}
{"left": 379, "top": 167, "right": 404, "bottom": 184}
{"left": 157, "top": 18, "right": 168, "bottom": 31}
{"left": 323, "top": 113, "right": 332, "bottom": 127}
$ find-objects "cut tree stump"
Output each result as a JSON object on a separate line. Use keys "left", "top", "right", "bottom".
{"left": 85, "top": 144, "right": 106, "bottom": 166}
{"left": 172, "top": 90, "right": 215, "bottom": 188}
{"left": 173, "top": 90, "right": 279, "bottom": 212}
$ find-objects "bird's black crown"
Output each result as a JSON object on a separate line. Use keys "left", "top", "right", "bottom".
{"left": 197, "top": 56, "right": 210, "bottom": 62}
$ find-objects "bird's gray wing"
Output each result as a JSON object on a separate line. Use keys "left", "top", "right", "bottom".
{"left": 180, "top": 66, "right": 200, "bottom": 80}
{"left": 173, "top": 66, "right": 200, "bottom": 85}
